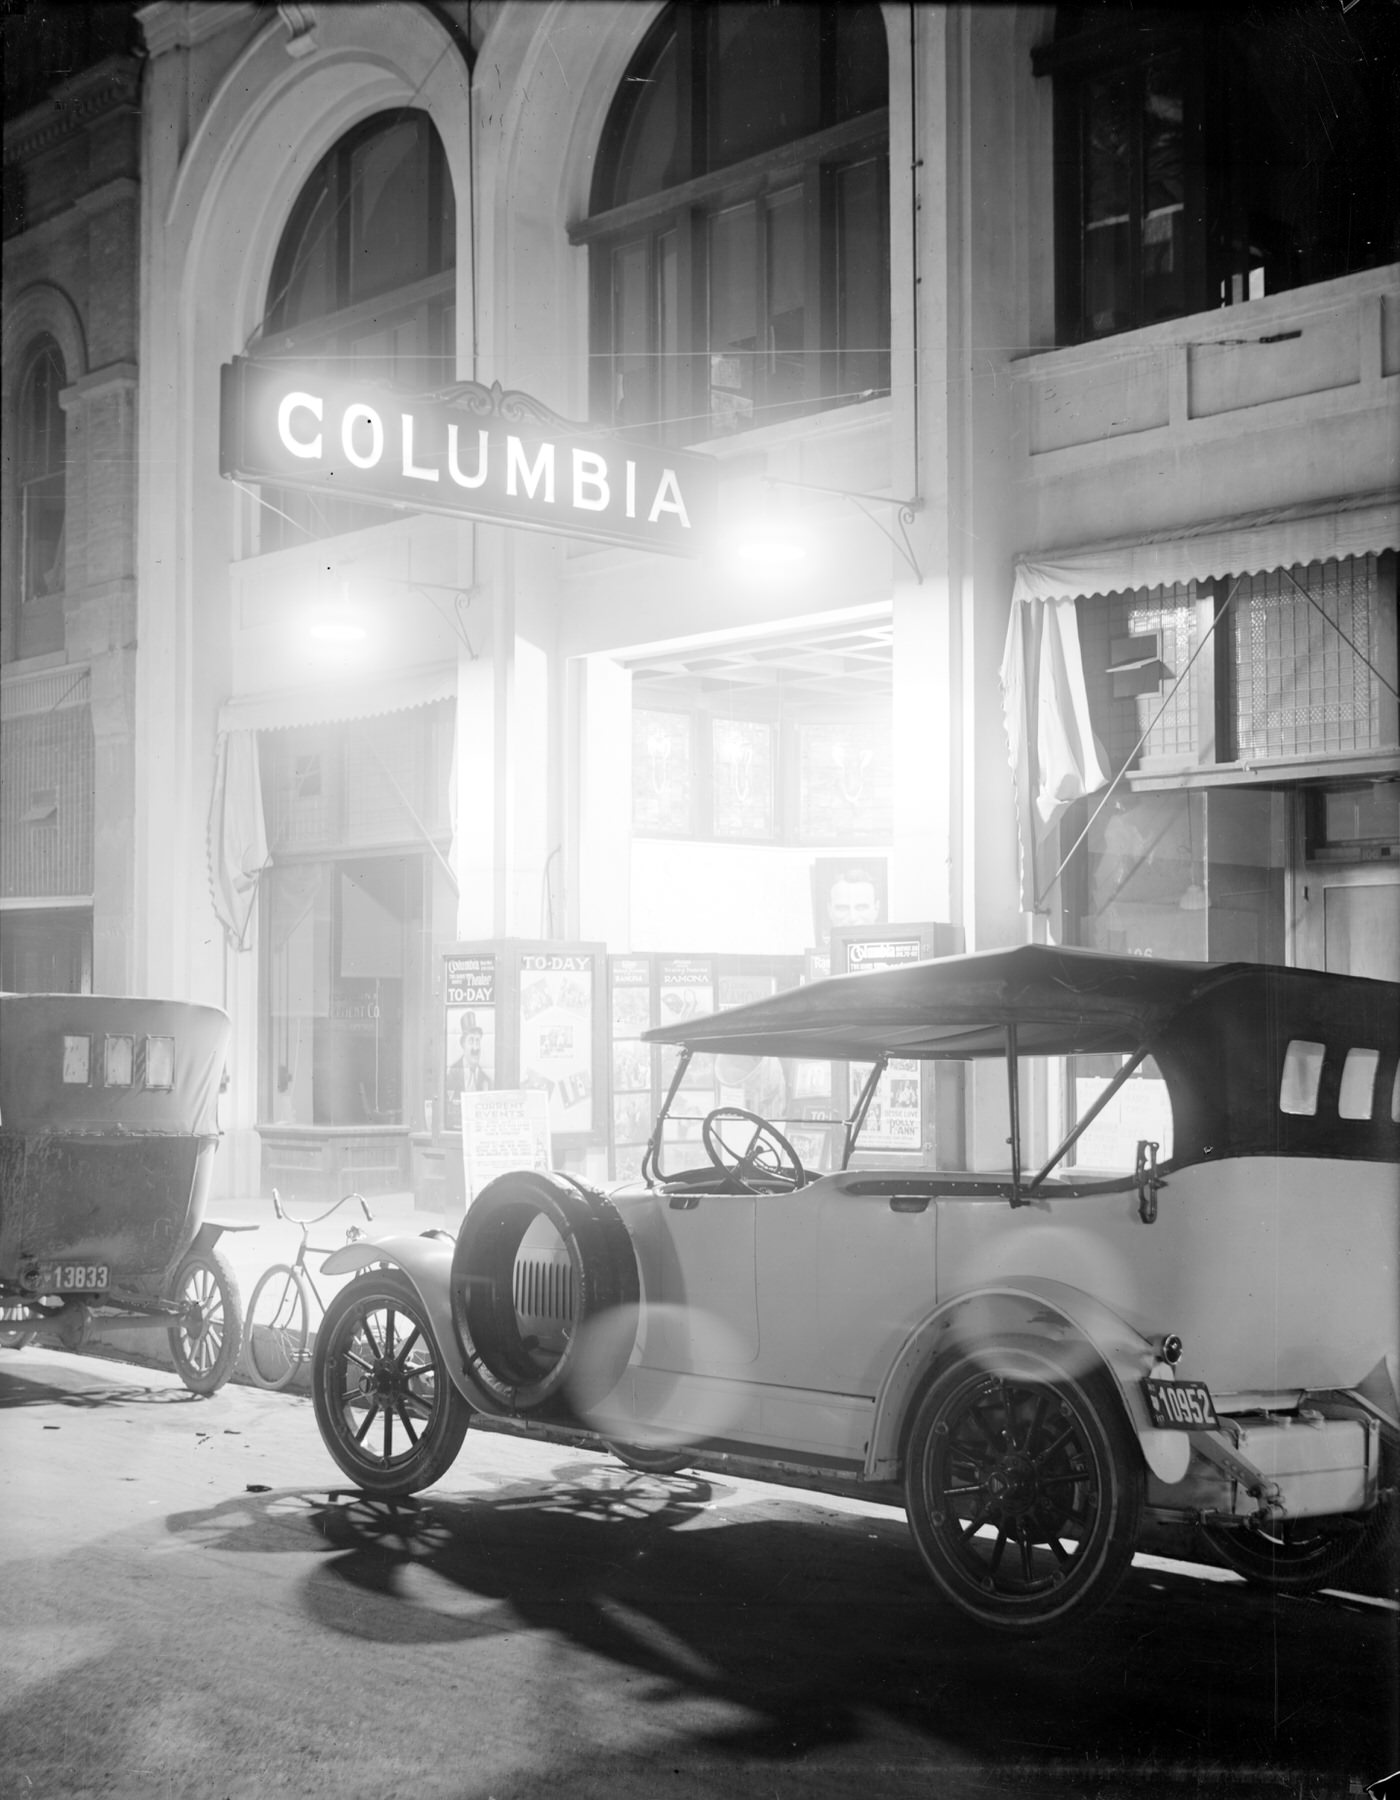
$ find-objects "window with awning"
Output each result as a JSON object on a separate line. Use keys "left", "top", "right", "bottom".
{"left": 1000, "top": 496, "right": 1400, "bottom": 916}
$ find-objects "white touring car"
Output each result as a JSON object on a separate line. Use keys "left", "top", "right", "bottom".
{"left": 310, "top": 946, "right": 1398, "bottom": 1633}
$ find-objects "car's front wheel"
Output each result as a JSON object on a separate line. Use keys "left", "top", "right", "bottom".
{"left": 313, "top": 1268, "right": 470, "bottom": 1496}
{"left": 904, "top": 1341, "right": 1144, "bottom": 1634}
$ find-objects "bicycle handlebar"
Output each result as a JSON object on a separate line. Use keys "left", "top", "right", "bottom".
{"left": 269, "top": 1187, "right": 373, "bottom": 1229}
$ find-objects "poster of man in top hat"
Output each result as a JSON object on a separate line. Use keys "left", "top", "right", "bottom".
{"left": 444, "top": 1007, "right": 493, "bottom": 1131}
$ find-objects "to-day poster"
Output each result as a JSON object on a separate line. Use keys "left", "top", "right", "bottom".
{"left": 518, "top": 951, "right": 595, "bottom": 1134}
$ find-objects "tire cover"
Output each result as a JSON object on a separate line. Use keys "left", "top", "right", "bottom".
{"left": 450, "top": 1170, "right": 639, "bottom": 1414}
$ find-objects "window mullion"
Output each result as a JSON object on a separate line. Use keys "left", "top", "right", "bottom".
{"left": 809, "top": 165, "right": 832, "bottom": 404}
{"left": 1128, "top": 66, "right": 1146, "bottom": 327}
{"left": 755, "top": 196, "right": 772, "bottom": 419}
{"left": 677, "top": 211, "right": 703, "bottom": 445}
{"left": 332, "top": 149, "right": 351, "bottom": 312}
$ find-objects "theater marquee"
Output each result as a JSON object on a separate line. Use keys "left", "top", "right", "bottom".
{"left": 219, "top": 358, "right": 717, "bottom": 557}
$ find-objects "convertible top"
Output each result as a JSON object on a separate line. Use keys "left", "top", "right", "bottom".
{"left": 642, "top": 944, "right": 1388, "bottom": 1061}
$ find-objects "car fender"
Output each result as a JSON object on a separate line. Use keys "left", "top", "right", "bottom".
{"left": 865, "top": 1276, "right": 1191, "bottom": 1486}
{"left": 318, "top": 1231, "right": 506, "bottom": 1415}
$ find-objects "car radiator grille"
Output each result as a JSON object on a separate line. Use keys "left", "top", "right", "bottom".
{"left": 513, "top": 1256, "right": 576, "bottom": 1327}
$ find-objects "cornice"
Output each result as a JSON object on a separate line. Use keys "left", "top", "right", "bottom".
{"left": 2, "top": 60, "right": 142, "bottom": 166}
{"left": 61, "top": 363, "right": 140, "bottom": 408}
{"left": 136, "top": 2, "right": 259, "bottom": 58}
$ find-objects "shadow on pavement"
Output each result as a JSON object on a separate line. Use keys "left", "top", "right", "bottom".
{"left": 163, "top": 1457, "right": 1399, "bottom": 1793}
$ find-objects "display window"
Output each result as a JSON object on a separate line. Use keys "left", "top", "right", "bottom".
{"left": 1065, "top": 787, "right": 1288, "bottom": 965}
{"left": 265, "top": 856, "right": 420, "bottom": 1127}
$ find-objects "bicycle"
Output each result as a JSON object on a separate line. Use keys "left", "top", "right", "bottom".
{"left": 242, "top": 1189, "right": 373, "bottom": 1391}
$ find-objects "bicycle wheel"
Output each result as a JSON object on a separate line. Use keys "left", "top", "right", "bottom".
{"left": 243, "top": 1263, "right": 312, "bottom": 1391}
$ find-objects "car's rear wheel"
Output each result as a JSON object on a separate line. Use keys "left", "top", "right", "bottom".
{"left": 313, "top": 1268, "right": 470, "bottom": 1496}
{"left": 904, "top": 1341, "right": 1143, "bottom": 1633}
{"left": 167, "top": 1245, "right": 243, "bottom": 1394}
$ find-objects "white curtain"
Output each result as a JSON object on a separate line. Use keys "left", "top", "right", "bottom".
{"left": 207, "top": 729, "right": 271, "bottom": 951}
{"left": 1000, "top": 597, "right": 1109, "bottom": 911}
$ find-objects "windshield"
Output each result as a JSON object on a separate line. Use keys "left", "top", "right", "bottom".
{"left": 649, "top": 1044, "right": 1174, "bottom": 1183}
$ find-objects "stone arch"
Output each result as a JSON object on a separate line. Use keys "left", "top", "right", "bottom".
{"left": 131, "top": 1, "right": 474, "bottom": 999}
{"left": 2, "top": 280, "right": 87, "bottom": 396}
{"left": 168, "top": 6, "right": 473, "bottom": 365}
{"left": 1, "top": 283, "right": 87, "bottom": 638}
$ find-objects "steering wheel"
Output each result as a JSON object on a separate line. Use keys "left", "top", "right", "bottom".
{"left": 701, "top": 1107, "right": 806, "bottom": 1193}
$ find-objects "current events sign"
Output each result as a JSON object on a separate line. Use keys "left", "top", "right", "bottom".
{"left": 219, "top": 358, "right": 717, "bottom": 559}
{"left": 462, "top": 1089, "right": 551, "bottom": 1203}
{"left": 845, "top": 935, "right": 924, "bottom": 1151}
{"left": 519, "top": 952, "right": 595, "bottom": 1134}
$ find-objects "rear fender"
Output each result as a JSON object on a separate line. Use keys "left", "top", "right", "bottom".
{"left": 319, "top": 1231, "right": 504, "bottom": 1414}
{"left": 867, "top": 1277, "right": 1191, "bottom": 1486}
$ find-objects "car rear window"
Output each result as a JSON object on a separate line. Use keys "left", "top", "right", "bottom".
{"left": 1279, "top": 1039, "right": 1325, "bottom": 1116}
{"left": 1338, "top": 1047, "right": 1380, "bottom": 1120}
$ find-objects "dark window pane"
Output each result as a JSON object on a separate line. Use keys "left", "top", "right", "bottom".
{"left": 710, "top": 4, "right": 820, "bottom": 168}
{"left": 20, "top": 339, "right": 65, "bottom": 473}
{"left": 349, "top": 118, "right": 431, "bottom": 302}
{"left": 1141, "top": 57, "right": 1184, "bottom": 323}
{"left": 658, "top": 230, "right": 680, "bottom": 435}
{"left": 709, "top": 202, "right": 758, "bottom": 434}
{"left": 611, "top": 33, "right": 679, "bottom": 205}
{"left": 612, "top": 238, "right": 653, "bottom": 429}
{"left": 591, "top": 4, "right": 888, "bottom": 442}
{"left": 22, "top": 473, "right": 66, "bottom": 600}
{"left": 766, "top": 186, "right": 807, "bottom": 416}
{"left": 265, "top": 113, "right": 451, "bottom": 332}
{"left": 19, "top": 340, "right": 66, "bottom": 602}
{"left": 1082, "top": 72, "right": 1133, "bottom": 337}
{"left": 836, "top": 159, "right": 889, "bottom": 401}
{"left": 833, "top": 3, "right": 889, "bottom": 121}
{"left": 266, "top": 180, "right": 337, "bottom": 332}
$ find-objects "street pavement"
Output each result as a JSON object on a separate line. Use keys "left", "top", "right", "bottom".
{"left": 2, "top": 1341, "right": 1397, "bottom": 1800}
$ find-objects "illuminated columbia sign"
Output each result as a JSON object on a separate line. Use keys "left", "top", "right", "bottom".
{"left": 219, "top": 358, "right": 717, "bottom": 557}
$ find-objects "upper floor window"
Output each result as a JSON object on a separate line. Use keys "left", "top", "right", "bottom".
{"left": 1039, "top": 5, "right": 1400, "bottom": 344}
{"left": 18, "top": 335, "right": 66, "bottom": 605}
{"left": 579, "top": 3, "right": 889, "bottom": 445}
{"left": 254, "top": 111, "right": 455, "bottom": 550}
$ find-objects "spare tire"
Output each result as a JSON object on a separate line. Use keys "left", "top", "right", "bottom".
{"left": 450, "top": 1170, "right": 640, "bottom": 1415}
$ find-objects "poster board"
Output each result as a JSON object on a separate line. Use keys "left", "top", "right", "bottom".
{"left": 605, "top": 952, "right": 804, "bottom": 1178}
{"left": 440, "top": 941, "right": 607, "bottom": 1171}
{"left": 443, "top": 954, "right": 497, "bottom": 1134}
{"left": 462, "top": 1089, "right": 552, "bottom": 1204}
{"left": 831, "top": 922, "right": 965, "bottom": 1167}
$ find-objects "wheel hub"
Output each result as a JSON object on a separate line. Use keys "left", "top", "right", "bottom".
{"left": 362, "top": 1355, "right": 416, "bottom": 1404}
{"left": 985, "top": 1451, "right": 1039, "bottom": 1514}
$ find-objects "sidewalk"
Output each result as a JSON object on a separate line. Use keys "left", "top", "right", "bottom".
{"left": 87, "top": 1187, "right": 455, "bottom": 1390}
